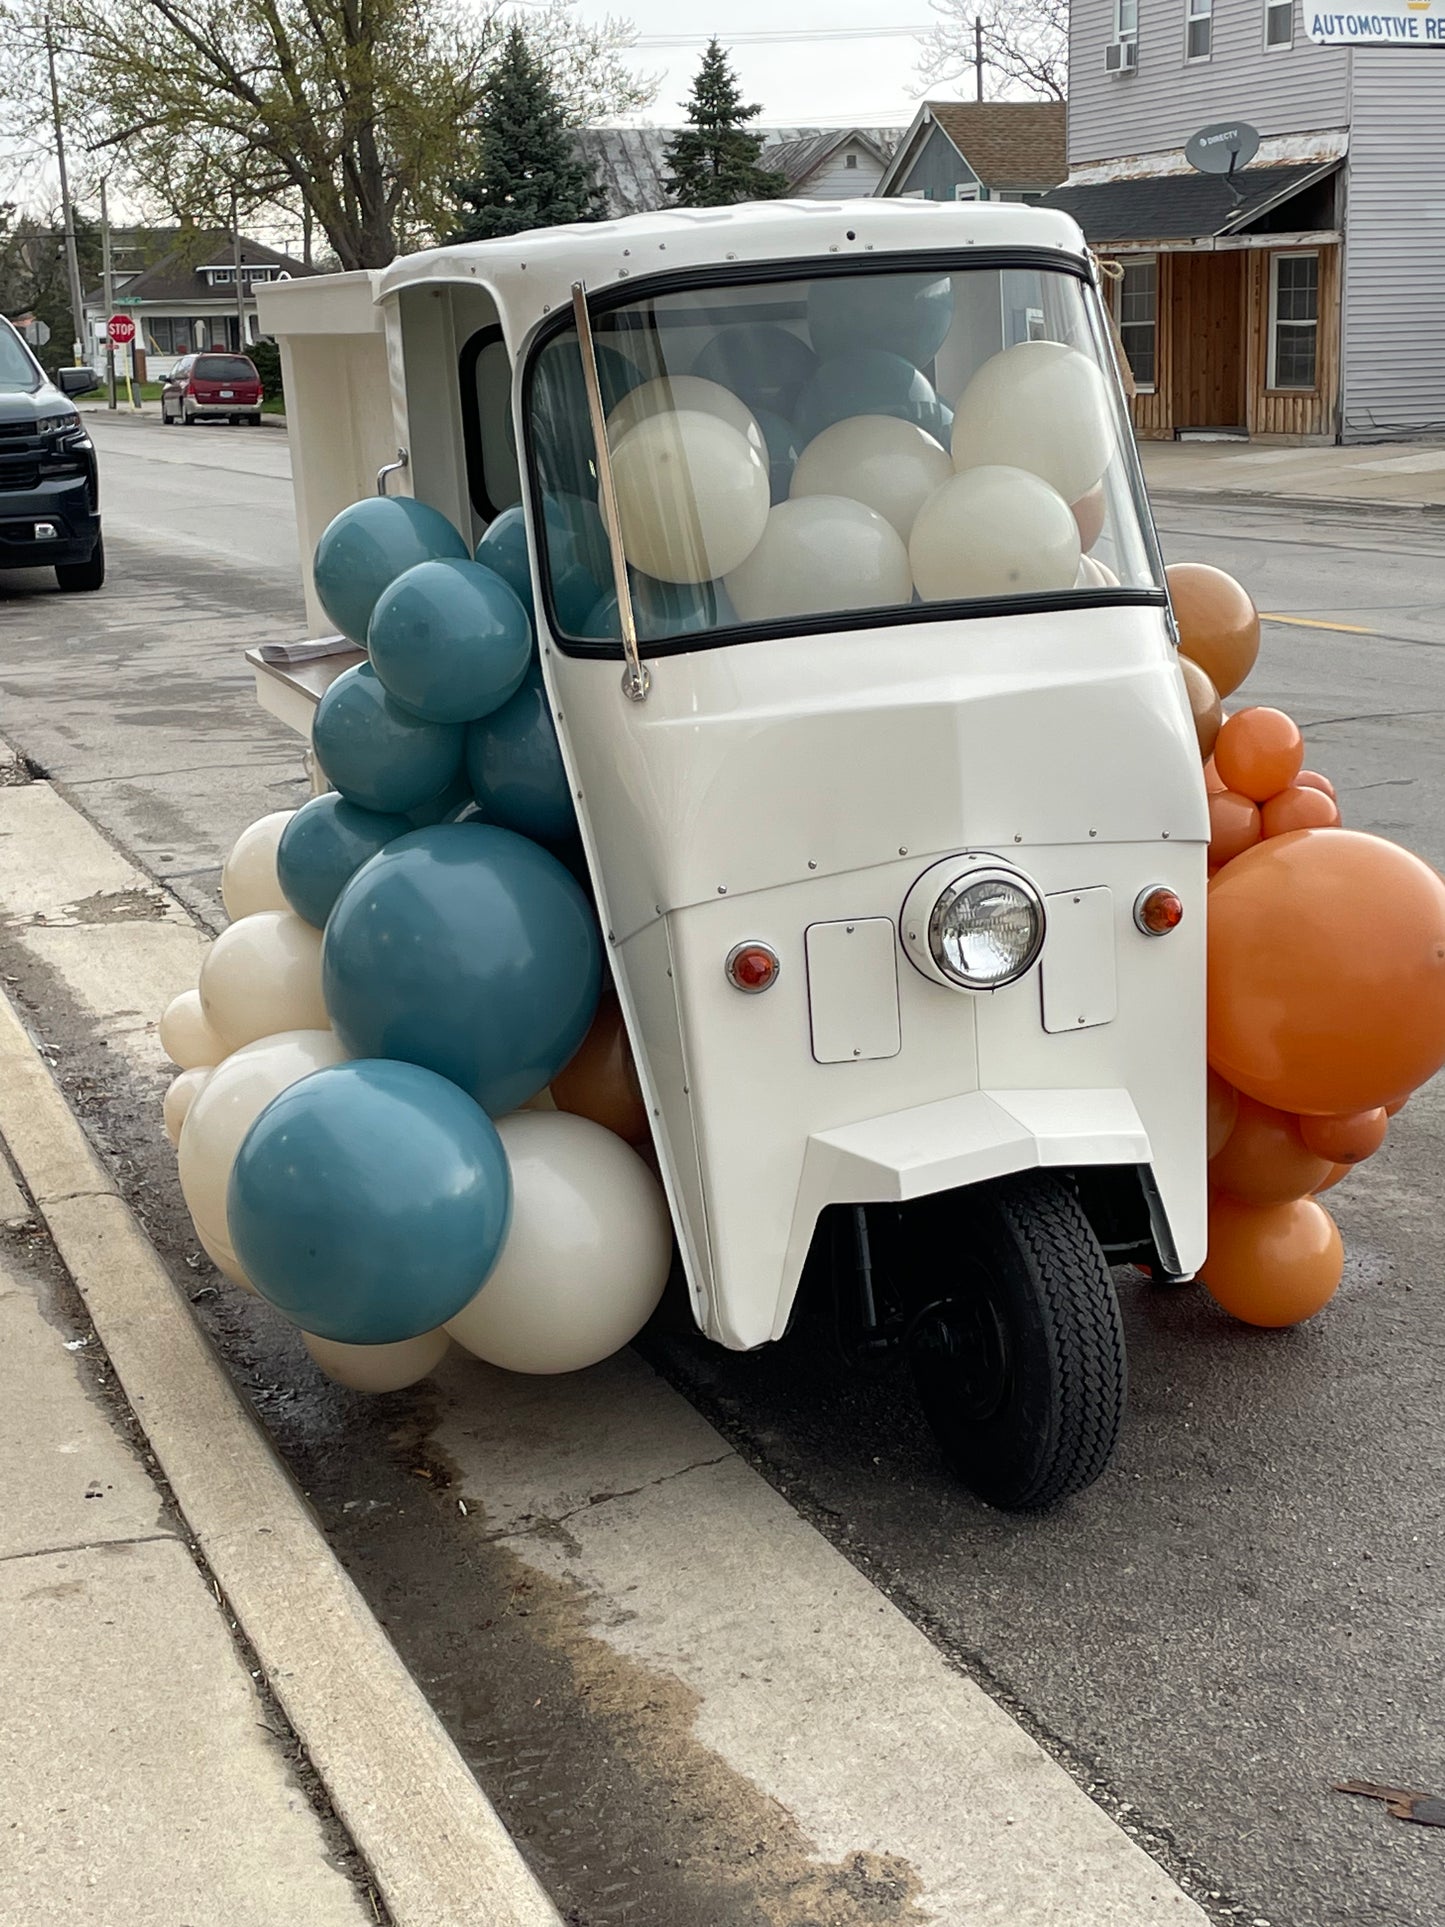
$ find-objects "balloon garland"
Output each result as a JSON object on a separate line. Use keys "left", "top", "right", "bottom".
{"left": 156, "top": 493, "right": 672, "bottom": 1392}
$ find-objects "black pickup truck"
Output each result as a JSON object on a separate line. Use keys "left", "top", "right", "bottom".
{"left": 0, "top": 316, "right": 103, "bottom": 591}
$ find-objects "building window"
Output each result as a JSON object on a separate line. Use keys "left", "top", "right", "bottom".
{"left": 1269, "top": 252, "right": 1319, "bottom": 389}
{"left": 1265, "top": 0, "right": 1294, "bottom": 44}
{"left": 845, "top": 152, "right": 858, "bottom": 169}
{"left": 1116, "top": 0, "right": 1139, "bottom": 36}
{"left": 953, "top": 182, "right": 981, "bottom": 201}
{"left": 1115, "top": 256, "right": 1158, "bottom": 391}
{"left": 1186, "top": 0, "right": 1212, "bottom": 60}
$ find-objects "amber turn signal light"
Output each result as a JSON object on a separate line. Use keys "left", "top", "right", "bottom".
{"left": 1134, "top": 886, "right": 1184, "bottom": 936}
{"left": 725, "top": 941, "right": 780, "bottom": 992}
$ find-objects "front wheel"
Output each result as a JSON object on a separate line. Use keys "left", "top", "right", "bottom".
{"left": 907, "top": 1171, "right": 1125, "bottom": 1510}
{"left": 55, "top": 535, "right": 105, "bottom": 593}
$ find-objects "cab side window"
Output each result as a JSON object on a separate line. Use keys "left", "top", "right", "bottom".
{"left": 459, "top": 325, "right": 522, "bottom": 521}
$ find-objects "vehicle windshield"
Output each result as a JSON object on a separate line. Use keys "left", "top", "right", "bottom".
{"left": 523, "top": 260, "right": 1162, "bottom": 650}
{"left": 194, "top": 355, "right": 256, "bottom": 381}
{"left": 0, "top": 322, "right": 42, "bottom": 393}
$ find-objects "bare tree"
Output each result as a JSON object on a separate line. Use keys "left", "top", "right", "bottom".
{"left": 0, "top": 0, "right": 653, "bottom": 270}
{"left": 918, "top": 0, "right": 1068, "bottom": 103}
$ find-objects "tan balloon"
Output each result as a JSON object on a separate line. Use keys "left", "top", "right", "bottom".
{"left": 198, "top": 910, "right": 329, "bottom": 1053}
{"left": 1072, "top": 484, "right": 1106, "bottom": 552}
{"left": 1077, "top": 555, "right": 1120, "bottom": 589}
{"left": 221, "top": 810, "right": 294, "bottom": 920}
{"left": 911, "top": 465, "right": 1079, "bottom": 602}
{"left": 611, "top": 410, "right": 770, "bottom": 583}
{"left": 726, "top": 495, "right": 912, "bottom": 623}
{"left": 790, "top": 414, "right": 952, "bottom": 541}
{"left": 303, "top": 1327, "right": 450, "bottom": 1392}
{"left": 158, "top": 987, "right": 227, "bottom": 1070}
{"left": 608, "top": 374, "right": 761, "bottom": 446}
{"left": 177, "top": 1028, "right": 348, "bottom": 1281}
{"left": 1167, "top": 562, "right": 1261, "bottom": 698}
{"left": 1180, "top": 655, "right": 1223, "bottom": 759}
{"left": 951, "top": 340, "right": 1115, "bottom": 502}
{"left": 163, "top": 1066, "right": 212, "bottom": 1148}
{"left": 550, "top": 989, "right": 649, "bottom": 1144}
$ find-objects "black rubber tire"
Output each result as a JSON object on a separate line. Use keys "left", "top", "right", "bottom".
{"left": 908, "top": 1171, "right": 1126, "bottom": 1510}
{"left": 248, "top": 413, "right": 262, "bottom": 426}
{"left": 55, "top": 535, "right": 105, "bottom": 593}
{"left": 229, "top": 413, "right": 240, "bottom": 424}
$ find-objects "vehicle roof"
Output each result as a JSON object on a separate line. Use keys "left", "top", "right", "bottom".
{"left": 375, "top": 198, "right": 1091, "bottom": 355}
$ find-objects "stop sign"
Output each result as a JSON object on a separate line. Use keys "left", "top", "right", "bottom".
{"left": 107, "top": 313, "right": 136, "bottom": 346}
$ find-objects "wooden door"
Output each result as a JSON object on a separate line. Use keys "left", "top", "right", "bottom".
{"left": 1169, "top": 252, "right": 1245, "bottom": 430}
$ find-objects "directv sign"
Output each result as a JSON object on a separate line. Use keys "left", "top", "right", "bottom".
{"left": 1308, "top": 4, "right": 1445, "bottom": 41}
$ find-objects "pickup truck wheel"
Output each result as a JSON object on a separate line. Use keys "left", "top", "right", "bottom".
{"left": 247, "top": 413, "right": 262, "bottom": 426}
{"left": 55, "top": 535, "right": 105, "bottom": 594}
{"left": 907, "top": 1171, "right": 1125, "bottom": 1510}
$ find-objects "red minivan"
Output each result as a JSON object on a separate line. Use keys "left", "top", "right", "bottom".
{"left": 161, "top": 352, "right": 265, "bottom": 427}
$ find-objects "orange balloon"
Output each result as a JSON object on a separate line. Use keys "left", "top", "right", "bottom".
{"left": 1315, "top": 1162, "right": 1352, "bottom": 1193}
{"left": 1208, "top": 788, "right": 1261, "bottom": 868}
{"left": 1208, "top": 1095, "right": 1333, "bottom": 1205}
{"left": 1213, "top": 707, "right": 1305, "bottom": 803}
{"left": 1261, "top": 784, "right": 1341, "bottom": 837}
{"left": 1296, "top": 769, "right": 1337, "bottom": 802}
{"left": 550, "top": 990, "right": 650, "bottom": 1145}
{"left": 1071, "top": 484, "right": 1106, "bottom": 553}
{"left": 1208, "top": 828, "right": 1445, "bottom": 1115}
{"left": 1167, "top": 562, "right": 1261, "bottom": 698}
{"left": 1203, "top": 757, "right": 1227, "bottom": 795}
{"left": 1299, "top": 1107, "right": 1388, "bottom": 1165}
{"left": 1180, "top": 656, "right": 1222, "bottom": 759}
{"left": 1206, "top": 1069, "right": 1239, "bottom": 1159}
{"left": 1385, "top": 1096, "right": 1408, "bottom": 1118}
{"left": 1201, "top": 1194, "right": 1343, "bottom": 1327}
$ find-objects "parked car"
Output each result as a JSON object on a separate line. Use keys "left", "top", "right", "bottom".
{"left": 0, "top": 315, "right": 103, "bottom": 592}
{"left": 161, "top": 352, "right": 265, "bottom": 426}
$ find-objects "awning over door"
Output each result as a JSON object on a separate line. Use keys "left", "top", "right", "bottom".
{"left": 1042, "top": 160, "right": 1341, "bottom": 246}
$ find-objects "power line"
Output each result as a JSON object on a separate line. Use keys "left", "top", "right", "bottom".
{"left": 631, "top": 25, "right": 931, "bottom": 48}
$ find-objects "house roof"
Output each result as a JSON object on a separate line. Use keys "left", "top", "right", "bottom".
{"left": 762, "top": 128, "right": 897, "bottom": 188}
{"left": 575, "top": 126, "right": 905, "bottom": 217}
{"left": 880, "top": 100, "right": 1067, "bottom": 195}
{"left": 84, "top": 234, "right": 316, "bottom": 307}
{"left": 1041, "top": 160, "right": 1341, "bottom": 243}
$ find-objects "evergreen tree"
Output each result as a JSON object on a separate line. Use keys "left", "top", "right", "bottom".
{"left": 664, "top": 40, "right": 788, "bottom": 208}
{"left": 452, "top": 24, "right": 602, "bottom": 244}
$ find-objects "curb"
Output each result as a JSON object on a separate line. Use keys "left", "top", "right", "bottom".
{"left": 1147, "top": 483, "right": 1445, "bottom": 519}
{"left": 0, "top": 988, "right": 560, "bottom": 1927}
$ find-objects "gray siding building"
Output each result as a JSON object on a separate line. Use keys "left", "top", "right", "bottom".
{"left": 1046, "top": 3, "right": 1445, "bottom": 440}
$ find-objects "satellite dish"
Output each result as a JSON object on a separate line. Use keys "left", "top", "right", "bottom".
{"left": 1185, "top": 121, "right": 1261, "bottom": 178}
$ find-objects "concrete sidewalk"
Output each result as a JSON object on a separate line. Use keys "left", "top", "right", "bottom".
{"left": 0, "top": 1159, "right": 374, "bottom": 1926}
{"left": 1140, "top": 437, "right": 1445, "bottom": 511}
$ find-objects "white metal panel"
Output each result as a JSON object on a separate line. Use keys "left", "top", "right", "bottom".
{"left": 804, "top": 919, "right": 902, "bottom": 1064}
{"left": 1040, "top": 886, "right": 1118, "bottom": 1033}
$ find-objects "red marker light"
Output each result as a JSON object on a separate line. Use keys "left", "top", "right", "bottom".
{"left": 725, "top": 942, "right": 780, "bottom": 992}
{"left": 1134, "top": 886, "right": 1184, "bottom": 936}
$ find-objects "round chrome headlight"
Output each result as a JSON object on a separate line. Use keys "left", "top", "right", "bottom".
{"left": 901, "top": 859, "right": 1046, "bottom": 991}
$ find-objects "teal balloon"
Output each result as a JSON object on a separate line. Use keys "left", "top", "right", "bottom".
{"left": 464, "top": 664, "right": 575, "bottom": 842}
{"left": 477, "top": 496, "right": 607, "bottom": 632}
{"left": 227, "top": 1059, "right": 512, "bottom": 1344}
{"left": 322, "top": 824, "right": 602, "bottom": 1115}
{"left": 404, "top": 771, "right": 474, "bottom": 829}
{"left": 581, "top": 575, "right": 732, "bottom": 643}
{"left": 532, "top": 339, "right": 644, "bottom": 497}
{"left": 312, "top": 663, "right": 465, "bottom": 816}
{"left": 807, "top": 273, "right": 954, "bottom": 369}
{"left": 368, "top": 559, "right": 532, "bottom": 725}
{"left": 796, "top": 352, "right": 946, "bottom": 445}
{"left": 313, "top": 497, "right": 468, "bottom": 645}
{"left": 277, "top": 794, "right": 411, "bottom": 929}
{"left": 751, "top": 409, "right": 802, "bottom": 504}
{"left": 691, "top": 325, "right": 818, "bottom": 418}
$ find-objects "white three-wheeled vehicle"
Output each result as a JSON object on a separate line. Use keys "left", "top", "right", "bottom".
{"left": 258, "top": 200, "right": 1209, "bottom": 1509}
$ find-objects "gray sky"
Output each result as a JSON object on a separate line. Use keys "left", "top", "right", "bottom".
{"left": 574, "top": 1, "right": 941, "bottom": 127}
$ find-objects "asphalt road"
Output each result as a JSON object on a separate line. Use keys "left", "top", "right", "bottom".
{"left": 2, "top": 413, "right": 1443, "bottom": 1927}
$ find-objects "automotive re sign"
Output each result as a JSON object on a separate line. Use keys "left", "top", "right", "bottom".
{"left": 1308, "top": 4, "right": 1445, "bottom": 40}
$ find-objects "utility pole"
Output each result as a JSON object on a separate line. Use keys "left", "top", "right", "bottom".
{"left": 44, "top": 13, "right": 87, "bottom": 365}
{"left": 975, "top": 17, "right": 984, "bottom": 101}
{"left": 231, "top": 190, "right": 247, "bottom": 353}
{"left": 100, "top": 179, "right": 116, "bottom": 409}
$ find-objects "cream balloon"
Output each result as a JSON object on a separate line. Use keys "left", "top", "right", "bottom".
{"left": 607, "top": 374, "right": 760, "bottom": 446}
{"left": 911, "top": 465, "right": 1080, "bottom": 603}
{"left": 163, "top": 1066, "right": 212, "bottom": 1148}
{"left": 445, "top": 1111, "right": 672, "bottom": 1374}
{"left": 303, "top": 1327, "right": 450, "bottom": 1393}
{"left": 198, "top": 1225, "right": 256, "bottom": 1294}
{"left": 158, "top": 987, "right": 228, "bottom": 1070}
{"left": 611, "top": 410, "right": 769, "bottom": 584}
{"left": 198, "top": 910, "right": 329, "bottom": 1053}
{"left": 177, "top": 1028, "right": 348, "bottom": 1281}
{"left": 1077, "top": 554, "right": 1120, "bottom": 588}
{"left": 951, "top": 340, "right": 1115, "bottom": 503}
{"left": 221, "top": 810, "right": 294, "bottom": 919}
{"left": 790, "top": 414, "right": 952, "bottom": 542}
{"left": 725, "top": 495, "right": 912, "bottom": 623}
